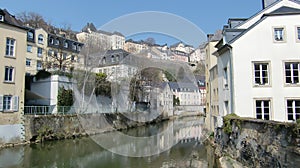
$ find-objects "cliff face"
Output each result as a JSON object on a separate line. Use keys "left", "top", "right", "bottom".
{"left": 214, "top": 118, "right": 300, "bottom": 168}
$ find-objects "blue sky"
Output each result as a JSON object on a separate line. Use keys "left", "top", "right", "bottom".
{"left": 1, "top": 0, "right": 262, "bottom": 46}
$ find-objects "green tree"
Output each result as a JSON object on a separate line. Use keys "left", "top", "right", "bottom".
{"left": 95, "top": 73, "right": 111, "bottom": 97}
{"left": 57, "top": 86, "right": 74, "bottom": 113}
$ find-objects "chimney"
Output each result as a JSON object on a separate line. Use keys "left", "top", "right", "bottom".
{"left": 207, "top": 34, "right": 214, "bottom": 42}
{"left": 262, "top": 0, "right": 278, "bottom": 9}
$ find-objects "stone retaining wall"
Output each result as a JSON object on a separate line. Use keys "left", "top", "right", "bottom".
{"left": 214, "top": 118, "right": 300, "bottom": 167}
{"left": 24, "top": 113, "right": 164, "bottom": 142}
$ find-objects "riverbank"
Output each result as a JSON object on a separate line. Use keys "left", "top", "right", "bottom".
{"left": 0, "top": 112, "right": 169, "bottom": 149}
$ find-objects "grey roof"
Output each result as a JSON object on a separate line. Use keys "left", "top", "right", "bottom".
{"left": 267, "top": 6, "right": 300, "bottom": 15}
{"left": 0, "top": 9, "right": 25, "bottom": 29}
{"left": 169, "top": 82, "right": 198, "bottom": 91}
{"left": 81, "top": 22, "right": 97, "bottom": 32}
{"left": 81, "top": 23, "right": 124, "bottom": 37}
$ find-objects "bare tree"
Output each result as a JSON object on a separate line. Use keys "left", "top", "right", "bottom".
{"left": 145, "top": 37, "right": 156, "bottom": 46}
{"left": 17, "top": 11, "right": 50, "bottom": 29}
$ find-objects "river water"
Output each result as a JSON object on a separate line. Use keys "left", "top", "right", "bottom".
{"left": 0, "top": 116, "right": 217, "bottom": 168}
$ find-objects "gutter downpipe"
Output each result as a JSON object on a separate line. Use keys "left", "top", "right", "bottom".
{"left": 227, "top": 45, "right": 234, "bottom": 115}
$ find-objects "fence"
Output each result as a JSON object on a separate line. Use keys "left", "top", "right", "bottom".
{"left": 24, "top": 106, "right": 77, "bottom": 115}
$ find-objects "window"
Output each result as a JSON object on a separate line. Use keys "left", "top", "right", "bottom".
{"left": 62, "top": 53, "right": 67, "bottom": 60}
{"left": 54, "top": 38, "right": 59, "bottom": 45}
{"left": 102, "top": 57, "right": 106, "bottom": 64}
{"left": 287, "top": 99, "right": 300, "bottom": 121}
{"left": 64, "top": 41, "right": 69, "bottom": 48}
{"left": 37, "top": 47, "right": 43, "bottom": 57}
{"left": 285, "top": 62, "right": 299, "bottom": 84}
{"left": 4, "top": 67, "right": 14, "bottom": 82}
{"left": 274, "top": 28, "right": 284, "bottom": 41}
{"left": 26, "top": 59, "right": 31, "bottom": 66}
{"left": 72, "top": 43, "right": 77, "bottom": 50}
{"left": 54, "top": 51, "right": 58, "bottom": 58}
{"left": 224, "top": 101, "right": 229, "bottom": 115}
{"left": 297, "top": 27, "right": 300, "bottom": 41}
{"left": 27, "top": 32, "right": 34, "bottom": 40}
{"left": 49, "top": 37, "right": 54, "bottom": 45}
{"left": 111, "top": 55, "right": 115, "bottom": 63}
{"left": 3, "top": 95, "right": 12, "bottom": 111}
{"left": 223, "top": 67, "right": 228, "bottom": 88}
{"left": 71, "top": 55, "right": 75, "bottom": 62}
{"left": 27, "top": 45, "right": 32, "bottom": 52}
{"left": 116, "top": 55, "right": 120, "bottom": 61}
{"left": 37, "top": 61, "right": 42, "bottom": 70}
{"left": 0, "top": 15, "right": 4, "bottom": 22}
{"left": 254, "top": 63, "right": 269, "bottom": 85}
{"left": 0, "top": 95, "right": 19, "bottom": 112}
{"left": 48, "top": 49, "right": 53, "bottom": 56}
{"left": 38, "top": 34, "right": 44, "bottom": 44}
{"left": 5, "top": 38, "right": 15, "bottom": 56}
{"left": 255, "top": 100, "right": 270, "bottom": 120}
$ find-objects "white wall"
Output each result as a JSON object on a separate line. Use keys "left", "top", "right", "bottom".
{"left": 231, "top": 14, "right": 300, "bottom": 121}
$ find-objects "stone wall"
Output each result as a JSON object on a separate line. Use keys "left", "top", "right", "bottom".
{"left": 24, "top": 112, "right": 164, "bottom": 142}
{"left": 214, "top": 117, "right": 300, "bottom": 168}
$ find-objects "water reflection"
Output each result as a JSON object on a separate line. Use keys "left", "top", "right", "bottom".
{"left": 0, "top": 116, "right": 215, "bottom": 168}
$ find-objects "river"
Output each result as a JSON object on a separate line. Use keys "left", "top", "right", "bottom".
{"left": 0, "top": 116, "right": 217, "bottom": 168}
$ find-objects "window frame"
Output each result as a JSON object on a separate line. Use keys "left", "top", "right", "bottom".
{"left": 4, "top": 66, "right": 14, "bottom": 83}
{"left": 252, "top": 61, "right": 271, "bottom": 87}
{"left": 273, "top": 26, "right": 286, "bottom": 43}
{"left": 38, "top": 34, "right": 44, "bottom": 44}
{"left": 36, "top": 61, "right": 43, "bottom": 70}
{"left": 286, "top": 98, "right": 300, "bottom": 121}
{"left": 296, "top": 26, "right": 300, "bottom": 42}
{"left": 254, "top": 98, "right": 272, "bottom": 120}
{"left": 26, "top": 58, "right": 31, "bottom": 67}
{"left": 37, "top": 47, "right": 43, "bottom": 57}
{"left": 0, "top": 95, "right": 19, "bottom": 112}
{"left": 27, "top": 45, "right": 32, "bottom": 52}
{"left": 3, "top": 95, "right": 12, "bottom": 111}
{"left": 284, "top": 61, "right": 300, "bottom": 86}
{"left": 5, "top": 38, "right": 16, "bottom": 57}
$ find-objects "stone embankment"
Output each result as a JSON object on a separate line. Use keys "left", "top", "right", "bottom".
{"left": 214, "top": 115, "right": 300, "bottom": 168}
{"left": 24, "top": 112, "right": 165, "bottom": 143}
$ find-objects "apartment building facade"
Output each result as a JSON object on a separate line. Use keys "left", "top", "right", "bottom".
{"left": 0, "top": 9, "right": 27, "bottom": 144}
{"left": 215, "top": 0, "right": 300, "bottom": 123}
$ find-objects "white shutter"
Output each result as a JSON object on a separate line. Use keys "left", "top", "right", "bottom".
{"left": 0, "top": 95, "right": 3, "bottom": 112}
{"left": 12, "top": 96, "right": 19, "bottom": 112}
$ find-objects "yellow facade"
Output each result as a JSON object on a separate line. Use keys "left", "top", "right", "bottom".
{"left": 0, "top": 22, "right": 26, "bottom": 125}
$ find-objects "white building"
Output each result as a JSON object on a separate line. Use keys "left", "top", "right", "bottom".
{"left": 214, "top": 0, "right": 300, "bottom": 123}
{"left": 169, "top": 82, "right": 201, "bottom": 106}
{"left": 158, "top": 83, "right": 174, "bottom": 117}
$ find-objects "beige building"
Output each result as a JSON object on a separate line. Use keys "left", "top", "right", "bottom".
{"left": 124, "top": 39, "right": 149, "bottom": 54}
{"left": 25, "top": 28, "right": 48, "bottom": 75}
{"left": 25, "top": 27, "right": 83, "bottom": 75}
{"left": 77, "top": 23, "right": 125, "bottom": 51}
{"left": 204, "top": 31, "right": 222, "bottom": 131}
{"left": 0, "top": 9, "right": 27, "bottom": 144}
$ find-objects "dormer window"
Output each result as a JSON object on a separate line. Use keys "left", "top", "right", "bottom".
{"left": 102, "top": 57, "right": 106, "bottom": 64}
{"left": 54, "top": 38, "right": 60, "bottom": 45}
{"left": 111, "top": 55, "right": 115, "bottom": 63}
{"left": 72, "top": 43, "right": 77, "bottom": 50}
{"left": 49, "top": 37, "right": 54, "bottom": 45}
{"left": 0, "top": 15, "right": 4, "bottom": 22}
{"left": 38, "top": 34, "right": 44, "bottom": 44}
{"left": 64, "top": 41, "right": 68, "bottom": 48}
{"left": 27, "top": 32, "right": 34, "bottom": 40}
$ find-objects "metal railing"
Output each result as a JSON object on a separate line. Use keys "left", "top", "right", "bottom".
{"left": 24, "top": 106, "right": 77, "bottom": 115}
